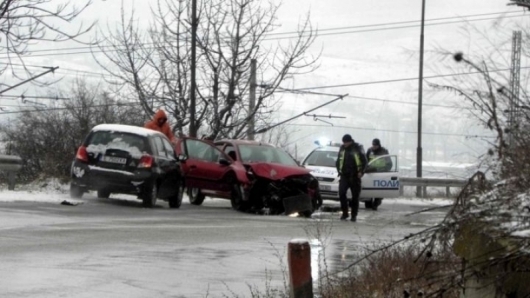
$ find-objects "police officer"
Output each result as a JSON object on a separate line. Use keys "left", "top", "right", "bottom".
{"left": 366, "top": 138, "right": 391, "bottom": 210}
{"left": 336, "top": 134, "right": 367, "bottom": 222}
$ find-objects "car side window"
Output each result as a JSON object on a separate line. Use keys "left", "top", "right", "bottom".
{"left": 365, "top": 155, "right": 397, "bottom": 173}
{"left": 186, "top": 139, "right": 222, "bottom": 162}
{"left": 153, "top": 137, "right": 166, "bottom": 157}
{"left": 161, "top": 138, "right": 176, "bottom": 159}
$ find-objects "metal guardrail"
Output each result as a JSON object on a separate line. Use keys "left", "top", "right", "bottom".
{"left": 399, "top": 177, "right": 468, "bottom": 198}
{"left": 0, "top": 155, "right": 23, "bottom": 190}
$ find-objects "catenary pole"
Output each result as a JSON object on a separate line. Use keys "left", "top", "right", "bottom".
{"left": 189, "top": 0, "right": 198, "bottom": 137}
{"left": 416, "top": 0, "right": 426, "bottom": 197}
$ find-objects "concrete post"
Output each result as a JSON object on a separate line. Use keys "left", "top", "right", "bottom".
{"left": 288, "top": 239, "right": 313, "bottom": 298}
{"left": 8, "top": 172, "right": 15, "bottom": 191}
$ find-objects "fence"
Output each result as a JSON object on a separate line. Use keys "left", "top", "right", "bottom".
{"left": 399, "top": 177, "right": 468, "bottom": 198}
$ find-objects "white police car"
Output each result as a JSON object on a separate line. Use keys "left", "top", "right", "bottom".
{"left": 301, "top": 142, "right": 400, "bottom": 210}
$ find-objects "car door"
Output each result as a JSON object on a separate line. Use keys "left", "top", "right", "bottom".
{"left": 360, "top": 155, "right": 400, "bottom": 198}
{"left": 155, "top": 136, "right": 181, "bottom": 200}
{"left": 180, "top": 138, "right": 232, "bottom": 191}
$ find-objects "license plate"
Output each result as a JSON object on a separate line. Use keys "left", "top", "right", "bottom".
{"left": 321, "top": 185, "right": 331, "bottom": 191}
{"left": 102, "top": 156, "right": 127, "bottom": 164}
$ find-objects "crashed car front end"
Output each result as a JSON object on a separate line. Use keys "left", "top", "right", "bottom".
{"left": 245, "top": 164, "right": 321, "bottom": 215}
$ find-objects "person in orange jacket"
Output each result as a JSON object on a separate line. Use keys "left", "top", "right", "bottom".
{"left": 144, "top": 110, "right": 176, "bottom": 142}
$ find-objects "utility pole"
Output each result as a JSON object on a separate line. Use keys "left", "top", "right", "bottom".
{"left": 509, "top": 31, "right": 522, "bottom": 148}
{"left": 248, "top": 59, "right": 257, "bottom": 140}
{"left": 416, "top": 0, "right": 426, "bottom": 197}
{"left": 189, "top": 0, "right": 198, "bottom": 137}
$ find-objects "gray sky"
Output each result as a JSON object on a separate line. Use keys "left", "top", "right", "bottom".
{"left": 1, "top": 0, "right": 527, "bottom": 166}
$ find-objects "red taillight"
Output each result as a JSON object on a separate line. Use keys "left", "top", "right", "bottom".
{"left": 76, "top": 146, "right": 89, "bottom": 163}
{"left": 138, "top": 155, "right": 153, "bottom": 168}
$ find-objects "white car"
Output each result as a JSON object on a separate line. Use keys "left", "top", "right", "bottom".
{"left": 301, "top": 144, "right": 400, "bottom": 209}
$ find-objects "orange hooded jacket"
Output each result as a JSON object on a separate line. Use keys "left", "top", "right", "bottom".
{"left": 144, "top": 110, "right": 176, "bottom": 142}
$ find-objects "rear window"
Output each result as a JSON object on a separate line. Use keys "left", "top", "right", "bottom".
{"left": 85, "top": 131, "right": 149, "bottom": 158}
{"left": 303, "top": 150, "right": 338, "bottom": 167}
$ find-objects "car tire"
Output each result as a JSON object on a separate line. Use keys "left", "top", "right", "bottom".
{"left": 188, "top": 188, "right": 205, "bottom": 205}
{"left": 230, "top": 184, "right": 250, "bottom": 212}
{"left": 364, "top": 200, "right": 374, "bottom": 209}
{"left": 169, "top": 180, "right": 184, "bottom": 209}
{"left": 97, "top": 190, "right": 110, "bottom": 199}
{"left": 141, "top": 183, "right": 158, "bottom": 208}
{"left": 373, "top": 198, "right": 382, "bottom": 211}
{"left": 69, "top": 183, "right": 84, "bottom": 199}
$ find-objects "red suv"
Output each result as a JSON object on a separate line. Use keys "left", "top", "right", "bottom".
{"left": 174, "top": 138, "right": 321, "bottom": 216}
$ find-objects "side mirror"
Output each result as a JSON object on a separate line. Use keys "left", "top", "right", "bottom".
{"left": 177, "top": 154, "right": 188, "bottom": 162}
{"left": 219, "top": 158, "right": 231, "bottom": 166}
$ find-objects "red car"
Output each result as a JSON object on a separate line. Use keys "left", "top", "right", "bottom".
{"left": 174, "top": 138, "right": 322, "bottom": 216}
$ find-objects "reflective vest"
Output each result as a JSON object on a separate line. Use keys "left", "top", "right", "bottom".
{"left": 339, "top": 149, "right": 362, "bottom": 173}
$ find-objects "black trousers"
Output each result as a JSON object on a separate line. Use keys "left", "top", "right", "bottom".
{"left": 339, "top": 175, "right": 362, "bottom": 218}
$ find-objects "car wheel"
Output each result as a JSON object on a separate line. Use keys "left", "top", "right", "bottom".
{"left": 364, "top": 200, "right": 374, "bottom": 209}
{"left": 69, "top": 183, "right": 84, "bottom": 199}
{"left": 230, "top": 184, "right": 250, "bottom": 212}
{"left": 169, "top": 180, "right": 184, "bottom": 209}
{"left": 141, "top": 183, "right": 158, "bottom": 208}
{"left": 373, "top": 198, "right": 382, "bottom": 211}
{"left": 97, "top": 190, "right": 110, "bottom": 199}
{"left": 188, "top": 188, "right": 205, "bottom": 205}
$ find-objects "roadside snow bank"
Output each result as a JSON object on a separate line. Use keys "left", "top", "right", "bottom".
{"left": 0, "top": 178, "right": 77, "bottom": 203}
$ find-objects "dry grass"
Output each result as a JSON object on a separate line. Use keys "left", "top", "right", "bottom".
{"left": 317, "top": 244, "right": 460, "bottom": 298}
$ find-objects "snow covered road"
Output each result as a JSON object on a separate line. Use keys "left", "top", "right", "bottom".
{"left": 0, "top": 188, "right": 452, "bottom": 297}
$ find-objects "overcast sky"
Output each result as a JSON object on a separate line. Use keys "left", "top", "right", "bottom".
{"left": 1, "top": 0, "right": 528, "bottom": 166}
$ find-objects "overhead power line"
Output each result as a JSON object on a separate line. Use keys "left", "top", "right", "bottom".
{"left": 274, "top": 87, "right": 467, "bottom": 109}
{"left": 0, "top": 100, "right": 491, "bottom": 138}
{"left": 0, "top": 11, "right": 523, "bottom": 59}
{"left": 0, "top": 94, "right": 70, "bottom": 100}
{"left": 285, "top": 66, "right": 530, "bottom": 91}
{"left": 263, "top": 13, "right": 526, "bottom": 41}
{"left": 285, "top": 123, "right": 495, "bottom": 138}
{"left": 0, "top": 102, "right": 139, "bottom": 115}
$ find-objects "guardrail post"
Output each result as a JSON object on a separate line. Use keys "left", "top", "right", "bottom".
{"left": 288, "top": 239, "right": 313, "bottom": 298}
{"left": 8, "top": 172, "right": 15, "bottom": 190}
{"left": 446, "top": 186, "right": 450, "bottom": 198}
{"left": 399, "top": 185, "right": 404, "bottom": 196}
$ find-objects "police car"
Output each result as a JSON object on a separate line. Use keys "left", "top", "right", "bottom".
{"left": 301, "top": 141, "right": 400, "bottom": 209}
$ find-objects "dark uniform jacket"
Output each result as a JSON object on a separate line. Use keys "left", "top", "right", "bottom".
{"left": 336, "top": 143, "right": 368, "bottom": 177}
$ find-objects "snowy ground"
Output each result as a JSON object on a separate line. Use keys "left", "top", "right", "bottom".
{"left": 0, "top": 180, "right": 454, "bottom": 206}
{"left": 0, "top": 182, "right": 454, "bottom": 297}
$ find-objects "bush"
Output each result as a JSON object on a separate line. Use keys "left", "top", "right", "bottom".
{"left": 0, "top": 79, "right": 147, "bottom": 181}
{"left": 318, "top": 244, "right": 460, "bottom": 298}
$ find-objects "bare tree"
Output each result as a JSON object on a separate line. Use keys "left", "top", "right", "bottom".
{"left": 0, "top": 78, "right": 146, "bottom": 180}
{"left": 0, "top": 0, "right": 95, "bottom": 81}
{"left": 95, "top": 0, "right": 318, "bottom": 139}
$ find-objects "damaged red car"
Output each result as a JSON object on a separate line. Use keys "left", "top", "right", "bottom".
{"left": 174, "top": 138, "right": 322, "bottom": 216}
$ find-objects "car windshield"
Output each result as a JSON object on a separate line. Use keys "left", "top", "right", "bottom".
{"left": 86, "top": 131, "right": 148, "bottom": 158}
{"left": 304, "top": 150, "right": 338, "bottom": 167}
{"left": 238, "top": 145, "right": 298, "bottom": 166}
